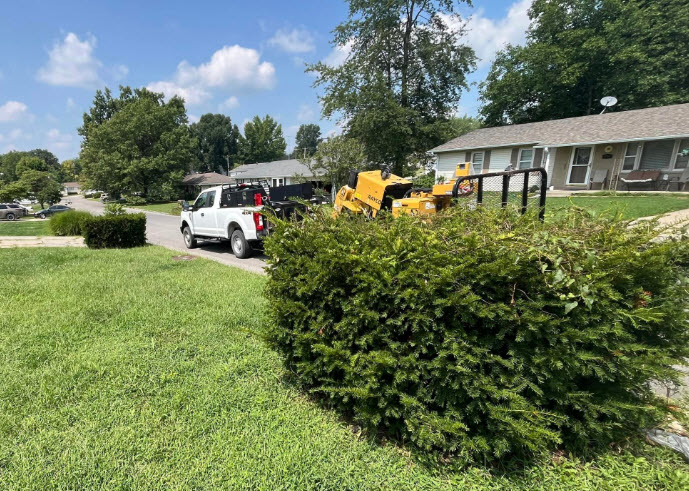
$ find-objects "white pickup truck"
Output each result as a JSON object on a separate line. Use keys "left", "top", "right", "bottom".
{"left": 180, "top": 182, "right": 313, "bottom": 259}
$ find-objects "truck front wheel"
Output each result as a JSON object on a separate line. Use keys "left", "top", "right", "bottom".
{"left": 230, "top": 229, "right": 253, "bottom": 259}
{"left": 183, "top": 226, "right": 197, "bottom": 249}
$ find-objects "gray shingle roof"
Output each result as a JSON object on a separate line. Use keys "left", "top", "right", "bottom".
{"left": 431, "top": 103, "right": 689, "bottom": 153}
{"left": 230, "top": 159, "right": 323, "bottom": 179}
{"left": 182, "top": 172, "right": 234, "bottom": 186}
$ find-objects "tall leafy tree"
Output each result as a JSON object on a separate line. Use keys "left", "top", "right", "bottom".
{"left": 0, "top": 149, "right": 60, "bottom": 183}
{"left": 480, "top": 0, "right": 689, "bottom": 125}
{"left": 19, "top": 170, "right": 62, "bottom": 208}
{"left": 293, "top": 124, "right": 322, "bottom": 158}
{"left": 16, "top": 156, "right": 48, "bottom": 177}
{"left": 61, "top": 159, "right": 82, "bottom": 181}
{"left": 80, "top": 87, "right": 197, "bottom": 199}
{"left": 309, "top": 0, "right": 476, "bottom": 175}
{"left": 309, "top": 136, "right": 367, "bottom": 200}
{"left": 238, "top": 115, "right": 287, "bottom": 164}
{"left": 190, "top": 114, "right": 240, "bottom": 173}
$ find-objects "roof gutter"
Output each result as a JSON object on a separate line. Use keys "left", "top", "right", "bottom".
{"left": 431, "top": 142, "right": 541, "bottom": 154}
{"left": 535, "top": 134, "right": 689, "bottom": 149}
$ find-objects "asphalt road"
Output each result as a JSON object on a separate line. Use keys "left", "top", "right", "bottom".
{"left": 68, "top": 196, "right": 268, "bottom": 275}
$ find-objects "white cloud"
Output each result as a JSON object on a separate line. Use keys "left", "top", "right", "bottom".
{"left": 37, "top": 33, "right": 102, "bottom": 88}
{"left": 0, "top": 101, "right": 29, "bottom": 122}
{"left": 147, "top": 81, "right": 211, "bottom": 105}
{"left": 297, "top": 104, "right": 315, "bottom": 122}
{"left": 111, "top": 64, "right": 129, "bottom": 80}
{"left": 66, "top": 97, "right": 76, "bottom": 110}
{"left": 268, "top": 28, "right": 315, "bottom": 54}
{"left": 447, "top": 0, "right": 532, "bottom": 68}
{"left": 148, "top": 45, "right": 276, "bottom": 106}
{"left": 46, "top": 128, "right": 73, "bottom": 152}
{"left": 9, "top": 128, "right": 28, "bottom": 140}
{"left": 219, "top": 96, "right": 240, "bottom": 111}
{"left": 323, "top": 40, "right": 354, "bottom": 67}
{"left": 188, "top": 114, "right": 200, "bottom": 124}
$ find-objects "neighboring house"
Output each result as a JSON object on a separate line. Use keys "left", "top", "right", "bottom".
{"left": 431, "top": 103, "right": 689, "bottom": 190}
{"left": 229, "top": 159, "right": 323, "bottom": 187}
{"left": 182, "top": 172, "right": 234, "bottom": 197}
{"left": 62, "top": 182, "right": 81, "bottom": 195}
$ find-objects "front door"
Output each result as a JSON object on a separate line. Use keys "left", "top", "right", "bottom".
{"left": 567, "top": 147, "right": 593, "bottom": 185}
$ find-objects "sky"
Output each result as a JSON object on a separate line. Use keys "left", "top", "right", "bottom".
{"left": 0, "top": 0, "right": 533, "bottom": 162}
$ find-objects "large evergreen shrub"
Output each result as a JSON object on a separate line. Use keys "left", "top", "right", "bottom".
{"left": 264, "top": 207, "right": 689, "bottom": 461}
{"left": 83, "top": 213, "right": 146, "bottom": 249}
{"left": 49, "top": 210, "right": 92, "bottom": 236}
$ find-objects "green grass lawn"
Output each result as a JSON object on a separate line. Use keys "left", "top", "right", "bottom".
{"left": 130, "top": 201, "right": 182, "bottom": 215}
{"left": 549, "top": 194, "right": 689, "bottom": 220}
{"left": 1, "top": 247, "right": 688, "bottom": 489}
{"left": 0, "top": 219, "right": 51, "bottom": 236}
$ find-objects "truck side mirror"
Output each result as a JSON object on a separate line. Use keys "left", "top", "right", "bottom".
{"left": 182, "top": 201, "right": 191, "bottom": 211}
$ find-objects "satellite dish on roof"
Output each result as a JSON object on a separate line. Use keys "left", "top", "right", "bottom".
{"left": 600, "top": 96, "right": 618, "bottom": 114}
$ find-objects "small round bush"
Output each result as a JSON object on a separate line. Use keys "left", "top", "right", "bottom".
{"left": 49, "top": 210, "right": 92, "bottom": 236}
{"left": 264, "top": 206, "right": 689, "bottom": 462}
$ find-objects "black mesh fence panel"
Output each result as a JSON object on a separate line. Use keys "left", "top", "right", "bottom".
{"left": 453, "top": 168, "right": 548, "bottom": 220}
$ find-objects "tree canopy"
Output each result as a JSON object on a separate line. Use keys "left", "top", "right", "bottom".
{"left": 0, "top": 149, "right": 60, "bottom": 184}
{"left": 80, "top": 86, "right": 197, "bottom": 199}
{"left": 310, "top": 136, "right": 367, "bottom": 199}
{"left": 293, "top": 124, "right": 322, "bottom": 159}
{"left": 309, "top": 0, "right": 476, "bottom": 175}
{"left": 238, "top": 115, "right": 287, "bottom": 164}
{"left": 480, "top": 0, "right": 689, "bottom": 125}
{"left": 191, "top": 114, "right": 240, "bottom": 173}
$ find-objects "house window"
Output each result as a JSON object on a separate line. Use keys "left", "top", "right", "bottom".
{"left": 271, "top": 178, "right": 284, "bottom": 187}
{"left": 675, "top": 139, "right": 689, "bottom": 170}
{"left": 623, "top": 142, "right": 641, "bottom": 171}
{"left": 639, "top": 139, "right": 675, "bottom": 170}
{"left": 518, "top": 148, "right": 534, "bottom": 169}
{"left": 471, "top": 152, "right": 484, "bottom": 174}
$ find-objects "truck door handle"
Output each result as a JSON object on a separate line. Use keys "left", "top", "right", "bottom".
{"left": 201, "top": 213, "right": 205, "bottom": 217}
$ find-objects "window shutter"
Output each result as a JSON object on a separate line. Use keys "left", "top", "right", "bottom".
{"left": 639, "top": 140, "right": 675, "bottom": 170}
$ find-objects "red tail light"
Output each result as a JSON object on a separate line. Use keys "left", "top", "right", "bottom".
{"left": 254, "top": 193, "right": 263, "bottom": 206}
{"left": 253, "top": 212, "right": 264, "bottom": 231}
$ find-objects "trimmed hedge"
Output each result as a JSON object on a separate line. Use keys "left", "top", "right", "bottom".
{"left": 82, "top": 213, "right": 146, "bottom": 249}
{"left": 49, "top": 210, "right": 92, "bottom": 236}
{"left": 264, "top": 207, "right": 689, "bottom": 462}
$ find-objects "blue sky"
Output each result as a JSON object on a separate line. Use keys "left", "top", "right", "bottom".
{"left": 0, "top": 0, "right": 532, "bottom": 161}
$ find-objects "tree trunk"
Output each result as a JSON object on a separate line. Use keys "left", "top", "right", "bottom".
{"left": 401, "top": 1, "right": 415, "bottom": 108}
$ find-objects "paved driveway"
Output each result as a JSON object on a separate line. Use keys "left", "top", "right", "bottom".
{"left": 68, "top": 196, "right": 268, "bottom": 275}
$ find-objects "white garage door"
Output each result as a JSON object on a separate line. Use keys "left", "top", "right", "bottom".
{"left": 489, "top": 148, "right": 512, "bottom": 172}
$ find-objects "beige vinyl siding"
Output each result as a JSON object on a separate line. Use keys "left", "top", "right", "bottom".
{"left": 488, "top": 148, "right": 511, "bottom": 172}
{"left": 436, "top": 151, "right": 467, "bottom": 181}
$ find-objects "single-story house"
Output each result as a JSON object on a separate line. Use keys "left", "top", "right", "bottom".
{"left": 431, "top": 103, "right": 689, "bottom": 190}
{"left": 62, "top": 182, "right": 81, "bottom": 195}
{"left": 182, "top": 172, "right": 234, "bottom": 197}
{"left": 229, "top": 159, "right": 324, "bottom": 188}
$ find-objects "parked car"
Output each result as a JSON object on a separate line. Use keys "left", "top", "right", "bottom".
{"left": 34, "top": 204, "right": 72, "bottom": 219}
{"left": 3, "top": 203, "right": 27, "bottom": 217}
{"left": 12, "top": 201, "right": 33, "bottom": 214}
{"left": 100, "top": 193, "right": 110, "bottom": 202}
{"left": 0, "top": 203, "right": 25, "bottom": 220}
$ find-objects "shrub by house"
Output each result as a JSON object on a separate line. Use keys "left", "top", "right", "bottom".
{"left": 49, "top": 210, "right": 92, "bottom": 236}
{"left": 264, "top": 207, "right": 689, "bottom": 461}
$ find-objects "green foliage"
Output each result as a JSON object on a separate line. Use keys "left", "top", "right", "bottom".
{"left": 124, "top": 195, "right": 147, "bottom": 206}
{"left": 310, "top": 136, "right": 367, "bottom": 199}
{"left": 480, "top": 0, "right": 689, "bottom": 125}
{"left": 104, "top": 203, "right": 126, "bottom": 215}
{"left": 190, "top": 113, "right": 240, "bottom": 173}
{"left": 238, "top": 115, "right": 287, "bottom": 164}
{"left": 0, "top": 149, "right": 60, "bottom": 184}
{"left": 61, "top": 159, "right": 82, "bottom": 181}
{"left": 15, "top": 156, "right": 48, "bottom": 177}
{"left": 83, "top": 213, "right": 146, "bottom": 248}
{"left": 49, "top": 211, "right": 92, "bottom": 236}
{"left": 265, "top": 207, "right": 689, "bottom": 461}
{"left": 18, "top": 170, "right": 62, "bottom": 208}
{"left": 309, "top": 0, "right": 476, "bottom": 175}
{"left": 411, "top": 173, "right": 436, "bottom": 188}
{"left": 294, "top": 124, "right": 322, "bottom": 158}
{"left": 0, "top": 181, "right": 29, "bottom": 202}
{"left": 79, "top": 85, "right": 196, "bottom": 198}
